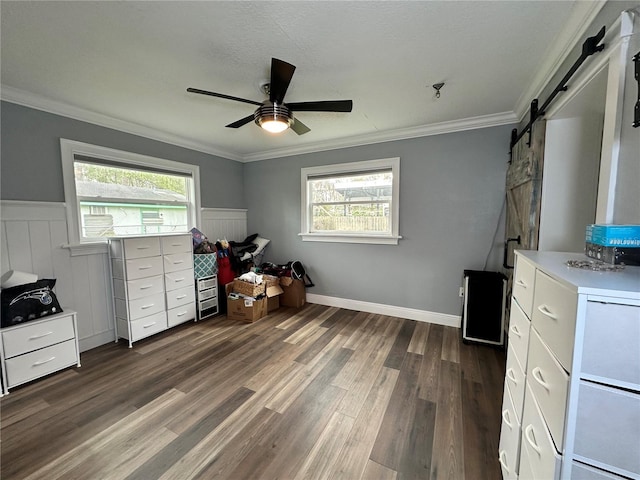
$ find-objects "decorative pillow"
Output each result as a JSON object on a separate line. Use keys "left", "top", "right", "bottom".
{"left": 1, "top": 279, "right": 63, "bottom": 328}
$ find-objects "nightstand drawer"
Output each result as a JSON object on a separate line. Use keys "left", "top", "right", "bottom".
{"left": 506, "top": 343, "right": 527, "bottom": 424}
{"left": 574, "top": 382, "right": 640, "bottom": 477}
{"left": 499, "top": 385, "right": 521, "bottom": 480}
{"left": 582, "top": 300, "right": 640, "bottom": 390}
{"left": 532, "top": 270, "right": 577, "bottom": 372}
{"left": 521, "top": 385, "right": 562, "bottom": 480}
{"left": 2, "top": 315, "right": 75, "bottom": 358}
{"left": 161, "top": 235, "right": 191, "bottom": 255}
{"left": 163, "top": 252, "right": 193, "bottom": 274}
{"left": 5, "top": 339, "right": 78, "bottom": 388}
{"left": 164, "top": 271, "right": 194, "bottom": 292}
{"left": 166, "top": 286, "right": 195, "bottom": 310}
{"left": 509, "top": 299, "right": 531, "bottom": 371}
{"left": 527, "top": 327, "right": 569, "bottom": 452}
{"left": 513, "top": 255, "right": 536, "bottom": 318}
{"left": 125, "top": 256, "right": 164, "bottom": 281}
{"left": 167, "top": 303, "right": 196, "bottom": 327}
{"left": 123, "top": 236, "right": 161, "bottom": 259}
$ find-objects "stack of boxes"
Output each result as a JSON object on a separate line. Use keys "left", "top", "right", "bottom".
{"left": 585, "top": 224, "right": 640, "bottom": 265}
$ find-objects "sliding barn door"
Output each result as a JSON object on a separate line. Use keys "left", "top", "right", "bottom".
{"left": 504, "top": 120, "right": 546, "bottom": 321}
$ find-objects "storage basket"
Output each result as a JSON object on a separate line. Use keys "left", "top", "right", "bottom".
{"left": 232, "top": 278, "right": 266, "bottom": 298}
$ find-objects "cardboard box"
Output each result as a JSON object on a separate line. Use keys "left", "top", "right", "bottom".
{"left": 586, "top": 224, "right": 640, "bottom": 247}
{"left": 280, "top": 277, "right": 306, "bottom": 308}
{"left": 225, "top": 283, "right": 267, "bottom": 322}
{"left": 264, "top": 274, "right": 284, "bottom": 312}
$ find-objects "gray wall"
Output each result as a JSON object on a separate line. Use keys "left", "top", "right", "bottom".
{"left": 0, "top": 101, "right": 245, "bottom": 208}
{"left": 244, "top": 125, "right": 513, "bottom": 317}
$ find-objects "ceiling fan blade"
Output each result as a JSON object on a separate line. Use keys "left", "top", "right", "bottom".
{"left": 269, "top": 58, "right": 296, "bottom": 104}
{"left": 226, "top": 114, "right": 256, "bottom": 129}
{"left": 291, "top": 117, "right": 311, "bottom": 135}
{"left": 287, "top": 100, "right": 353, "bottom": 112}
{"left": 187, "top": 88, "right": 263, "bottom": 106}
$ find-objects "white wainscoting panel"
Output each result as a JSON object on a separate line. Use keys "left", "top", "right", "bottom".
{"left": 200, "top": 208, "right": 248, "bottom": 242}
{"left": 1, "top": 201, "right": 114, "bottom": 352}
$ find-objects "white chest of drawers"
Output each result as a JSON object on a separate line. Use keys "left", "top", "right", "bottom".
{"left": 0, "top": 310, "right": 81, "bottom": 395}
{"left": 110, "top": 234, "right": 196, "bottom": 347}
{"left": 499, "top": 251, "right": 640, "bottom": 480}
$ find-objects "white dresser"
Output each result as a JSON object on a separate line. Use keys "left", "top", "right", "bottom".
{"left": 0, "top": 310, "right": 80, "bottom": 395}
{"left": 499, "top": 251, "right": 640, "bottom": 480}
{"left": 110, "top": 234, "right": 196, "bottom": 347}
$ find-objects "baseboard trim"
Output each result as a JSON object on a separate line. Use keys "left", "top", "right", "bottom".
{"left": 79, "top": 330, "right": 115, "bottom": 353}
{"left": 305, "top": 293, "right": 461, "bottom": 328}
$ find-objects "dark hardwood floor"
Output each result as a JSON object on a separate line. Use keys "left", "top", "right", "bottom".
{"left": 1, "top": 304, "right": 506, "bottom": 480}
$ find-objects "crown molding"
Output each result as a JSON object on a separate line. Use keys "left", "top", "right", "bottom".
{"left": 241, "top": 111, "right": 518, "bottom": 162}
{"left": 0, "top": 85, "right": 243, "bottom": 162}
{"left": 513, "top": 0, "right": 607, "bottom": 121}
{"left": 2, "top": 84, "right": 516, "bottom": 164}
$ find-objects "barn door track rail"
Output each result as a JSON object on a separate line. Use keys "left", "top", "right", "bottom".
{"left": 510, "top": 26, "right": 606, "bottom": 154}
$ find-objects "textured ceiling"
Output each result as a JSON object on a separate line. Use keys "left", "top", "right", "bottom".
{"left": 1, "top": 1, "right": 601, "bottom": 161}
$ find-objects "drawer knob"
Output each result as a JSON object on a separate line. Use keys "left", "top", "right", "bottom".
{"left": 139, "top": 266, "right": 153, "bottom": 271}
{"left": 143, "top": 322, "right": 157, "bottom": 328}
{"left": 537, "top": 304, "right": 558, "bottom": 320}
{"left": 506, "top": 368, "right": 518, "bottom": 384}
{"left": 515, "top": 279, "right": 528, "bottom": 288}
{"left": 141, "top": 304, "right": 155, "bottom": 310}
{"left": 136, "top": 246, "right": 150, "bottom": 250}
{"left": 174, "top": 278, "right": 185, "bottom": 282}
{"left": 502, "top": 408, "right": 513, "bottom": 428}
{"left": 498, "top": 450, "right": 510, "bottom": 473}
{"left": 29, "top": 331, "right": 53, "bottom": 340}
{"left": 33, "top": 356, "right": 56, "bottom": 366}
{"left": 176, "top": 295, "right": 187, "bottom": 300}
{"left": 510, "top": 325, "right": 522, "bottom": 337}
{"left": 532, "top": 367, "right": 551, "bottom": 390}
{"left": 140, "top": 285, "right": 153, "bottom": 290}
{"left": 176, "top": 311, "right": 187, "bottom": 317}
{"left": 524, "top": 424, "right": 542, "bottom": 454}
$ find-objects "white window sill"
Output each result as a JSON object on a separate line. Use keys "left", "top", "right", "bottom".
{"left": 299, "top": 233, "right": 401, "bottom": 245}
{"left": 62, "top": 241, "right": 109, "bottom": 256}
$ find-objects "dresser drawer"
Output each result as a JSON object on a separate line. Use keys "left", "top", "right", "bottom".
{"left": 123, "top": 236, "right": 161, "bottom": 259}
{"left": 5, "top": 339, "right": 78, "bottom": 388}
{"left": 574, "top": 382, "right": 640, "bottom": 477}
{"left": 506, "top": 343, "right": 527, "bottom": 424}
{"left": 517, "top": 440, "right": 536, "bottom": 480}
{"left": 165, "top": 271, "right": 195, "bottom": 292}
{"left": 509, "top": 299, "right": 531, "bottom": 371}
{"left": 197, "top": 276, "right": 217, "bottom": 291}
{"left": 163, "top": 252, "right": 193, "bottom": 274}
{"left": 531, "top": 270, "right": 577, "bottom": 372}
{"left": 513, "top": 255, "right": 536, "bottom": 318}
{"left": 117, "top": 311, "right": 167, "bottom": 342}
{"left": 570, "top": 461, "right": 630, "bottom": 479}
{"left": 499, "top": 385, "right": 521, "bottom": 480}
{"left": 521, "top": 385, "right": 562, "bottom": 480}
{"left": 120, "top": 275, "right": 164, "bottom": 300}
{"left": 166, "top": 286, "right": 195, "bottom": 310}
{"left": 167, "top": 303, "right": 196, "bottom": 328}
{"left": 161, "top": 235, "right": 191, "bottom": 255}
{"left": 126, "top": 293, "right": 166, "bottom": 320}
{"left": 582, "top": 300, "right": 640, "bottom": 390}
{"left": 199, "top": 286, "right": 217, "bottom": 301}
{"left": 2, "top": 315, "right": 75, "bottom": 358}
{"left": 527, "top": 327, "right": 569, "bottom": 452}
{"left": 125, "top": 256, "right": 164, "bottom": 281}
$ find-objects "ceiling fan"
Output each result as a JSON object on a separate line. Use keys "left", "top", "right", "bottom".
{"left": 187, "top": 58, "right": 353, "bottom": 135}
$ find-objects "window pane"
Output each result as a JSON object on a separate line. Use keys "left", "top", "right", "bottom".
{"left": 310, "top": 170, "right": 392, "bottom": 204}
{"left": 75, "top": 161, "right": 190, "bottom": 239}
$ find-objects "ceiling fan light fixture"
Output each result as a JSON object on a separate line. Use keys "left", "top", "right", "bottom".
{"left": 255, "top": 103, "right": 293, "bottom": 133}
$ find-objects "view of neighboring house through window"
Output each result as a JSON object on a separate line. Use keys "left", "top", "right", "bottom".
{"left": 60, "top": 139, "right": 200, "bottom": 244}
{"left": 300, "top": 157, "right": 401, "bottom": 245}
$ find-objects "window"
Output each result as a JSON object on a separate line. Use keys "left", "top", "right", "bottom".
{"left": 61, "top": 139, "right": 201, "bottom": 245}
{"left": 300, "top": 158, "right": 401, "bottom": 244}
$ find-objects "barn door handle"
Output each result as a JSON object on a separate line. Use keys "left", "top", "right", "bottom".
{"left": 503, "top": 235, "right": 521, "bottom": 269}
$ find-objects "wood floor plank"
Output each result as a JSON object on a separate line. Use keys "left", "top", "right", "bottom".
{"left": 430, "top": 360, "right": 464, "bottom": 480}
{"left": 407, "top": 321, "right": 430, "bottom": 355}
{"left": 1, "top": 305, "right": 506, "bottom": 480}
{"left": 325, "top": 366, "right": 400, "bottom": 480}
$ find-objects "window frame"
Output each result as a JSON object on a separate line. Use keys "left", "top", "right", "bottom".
{"left": 300, "top": 157, "right": 401, "bottom": 245}
{"left": 60, "top": 139, "right": 201, "bottom": 247}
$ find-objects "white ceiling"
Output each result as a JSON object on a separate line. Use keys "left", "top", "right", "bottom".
{"left": 1, "top": 1, "right": 603, "bottom": 162}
